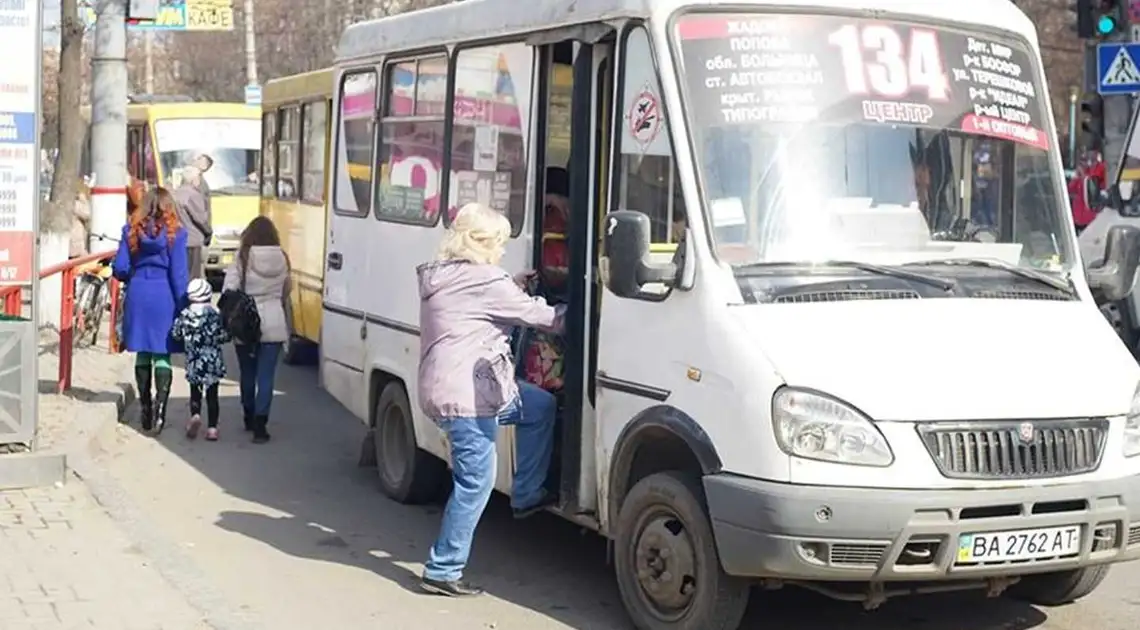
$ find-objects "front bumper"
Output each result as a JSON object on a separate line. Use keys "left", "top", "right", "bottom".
{"left": 703, "top": 474, "right": 1140, "bottom": 581}
{"left": 205, "top": 243, "right": 237, "bottom": 272}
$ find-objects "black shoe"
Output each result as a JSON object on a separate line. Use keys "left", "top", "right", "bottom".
{"left": 134, "top": 365, "right": 153, "bottom": 429}
{"left": 139, "top": 404, "right": 153, "bottom": 432}
{"left": 420, "top": 576, "right": 484, "bottom": 597}
{"left": 242, "top": 407, "right": 254, "bottom": 432}
{"left": 252, "top": 414, "right": 271, "bottom": 444}
{"left": 513, "top": 491, "right": 559, "bottom": 520}
{"left": 153, "top": 369, "right": 173, "bottom": 435}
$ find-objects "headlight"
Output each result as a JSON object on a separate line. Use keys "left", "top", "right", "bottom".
{"left": 1124, "top": 383, "right": 1140, "bottom": 458}
{"left": 772, "top": 388, "right": 893, "bottom": 467}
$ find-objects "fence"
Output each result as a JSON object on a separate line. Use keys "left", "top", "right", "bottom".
{"left": 0, "top": 250, "right": 121, "bottom": 393}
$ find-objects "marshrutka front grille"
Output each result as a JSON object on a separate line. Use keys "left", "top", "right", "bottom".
{"left": 916, "top": 419, "right": 1109, "bottom": 480}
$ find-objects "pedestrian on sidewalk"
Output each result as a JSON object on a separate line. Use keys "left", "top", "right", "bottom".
{"left": 417, "top": 203, "right": 565, "bottom": 598}
{"left": 221, "top": 216, "right": 290, "bottom": 444}
{"left": 173, "top": 165, "right": 212, "bottom": 279}
{"left": 172, "top": 278, "right": 229, "bottom": 441}
{"left": 112, "top": 187, "right": 190, "bottom": 435}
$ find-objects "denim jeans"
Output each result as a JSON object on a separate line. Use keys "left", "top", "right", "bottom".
{"left": 235, "top": 342, "right": 282, "bottom": 416}
{"left": 423, "top": 381, "right": 557, "bottom": 582}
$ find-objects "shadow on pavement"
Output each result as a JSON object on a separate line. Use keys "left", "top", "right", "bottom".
{"left": 117, "top": 351, "right": 1051, "bottom": 630}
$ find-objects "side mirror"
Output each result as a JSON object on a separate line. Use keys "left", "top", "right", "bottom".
{"left": 601, "top": 210, "right": 676, "bottom": 298}
{"left": 1088, "top": 224, "right": 1140, "bottom": 301}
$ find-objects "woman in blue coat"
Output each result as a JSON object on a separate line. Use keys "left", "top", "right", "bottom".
{"left": 112, "top": 187, "right": 190, "bottom": 434}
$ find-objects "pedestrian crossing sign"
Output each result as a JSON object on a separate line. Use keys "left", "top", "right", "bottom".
{"left": 1098, "top": 43, "right": 1140, "bottom": 95}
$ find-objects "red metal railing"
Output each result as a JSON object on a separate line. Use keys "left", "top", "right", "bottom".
{"left": 0, "top": 249, "right": 120, "bottom": 393}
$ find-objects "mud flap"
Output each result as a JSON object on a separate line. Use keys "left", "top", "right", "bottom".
{"left": 359, "top": 429, "right": 377, "bottom": 467}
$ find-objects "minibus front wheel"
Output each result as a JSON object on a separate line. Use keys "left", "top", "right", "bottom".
{"left": 1007, "top": 564, "right": 1111, "bottom": 606}
{"left": 614, "top": 471, "right": 749, "bottom": 630}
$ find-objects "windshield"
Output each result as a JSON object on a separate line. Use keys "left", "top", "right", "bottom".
{"left": 154, "top": 118, "right": 260, "bottom": 195}
{"left": 674, "top": 13, "right": 1070, "bottom": 273}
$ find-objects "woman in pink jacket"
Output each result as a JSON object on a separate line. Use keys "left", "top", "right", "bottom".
{"left": 416, "top": 203, "right": 565, "bottom": 598}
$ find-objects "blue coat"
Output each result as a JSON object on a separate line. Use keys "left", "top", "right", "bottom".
{"left": 112, "top": 223, "right": 189, "bottom": 354}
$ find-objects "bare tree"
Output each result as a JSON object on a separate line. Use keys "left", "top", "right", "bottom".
{"left": 44, "top": 0, "right": 85, "bottom": 235}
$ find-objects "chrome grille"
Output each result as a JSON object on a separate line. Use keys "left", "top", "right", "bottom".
{"left": 1128, "top": 525, "right": 1140, "bottom": 548}
{"left": 917, "top": 419, "right": 1108, "bottom": 480}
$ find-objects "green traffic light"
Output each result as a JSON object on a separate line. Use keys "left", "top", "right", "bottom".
{"left": 1098, "top": 15, "right": 1118, "bottom": 35}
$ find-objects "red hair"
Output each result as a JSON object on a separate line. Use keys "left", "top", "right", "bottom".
{"left": 127, "top": 187, "right": 180, "bottom": 254}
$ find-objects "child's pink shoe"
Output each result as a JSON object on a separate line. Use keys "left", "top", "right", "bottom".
{"left": 205, "top": 427, "right": 219, "bottom": 441}
{"left": 186, "top": 414, "right": 202, "bottom": 439}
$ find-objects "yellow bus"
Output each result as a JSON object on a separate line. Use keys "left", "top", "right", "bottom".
{"left": 82, "top": 98, "right": 262, "bottom": 278}
{"left": 259, "top": 69, "right": 335, "bottom": 364}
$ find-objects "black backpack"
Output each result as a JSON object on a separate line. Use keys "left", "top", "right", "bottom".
{"left": 217, "top": 264, "right": 261, "bottom": 345}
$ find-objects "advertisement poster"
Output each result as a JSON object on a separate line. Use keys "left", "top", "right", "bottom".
{"left": 0, "top": 0, "right": 38, "bottom": 284}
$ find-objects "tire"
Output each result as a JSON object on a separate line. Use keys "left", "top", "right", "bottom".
{"left": 614, "top": 471, "right": 750, "bottom": 630}
{"left": 73, "top": 281, "right": 98, "bottom": 348}
{"left": 373, "top": 382, "right": 447, "bottom": 504}
{"left": 1007, "top": 565, "right": 1111, "bottom": 606}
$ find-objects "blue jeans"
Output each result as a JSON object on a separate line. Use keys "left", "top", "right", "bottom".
{"left": 235, "top": 342, "right": 282, "bottom": 416}
{"left": 423, "top": 381, "right": 557, "bottom": 582}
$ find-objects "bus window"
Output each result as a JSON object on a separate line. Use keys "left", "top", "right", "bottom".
{"left": 449, "top": 43, "right": 534, "bottom": 236}
{"left": 614, "top": 26, "right": 687, "bottom": 245}
{"left": 261, "top": 111, "right": 277, "bottom": 197}
{"left": 277, "top": 106, "right": 301, "bottom": 199}
{"left": 334, "top": 69, "right": 376, "bottom": 217}
{"left": 301, "top": 101, "right": 329, "bottom": 205}
{"left": 375, "top": 56, "right": 445, "bottom": 225}
{"left": 127, "top": 125, "right": 144, "bottom": 181}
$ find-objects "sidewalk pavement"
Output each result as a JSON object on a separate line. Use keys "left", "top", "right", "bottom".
{"left": 0, "top": 330, "right": 212, "bottom": 630}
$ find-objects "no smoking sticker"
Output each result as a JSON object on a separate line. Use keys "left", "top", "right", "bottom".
{"left": 626, "top": 84, "right": 662, "bottom": 152}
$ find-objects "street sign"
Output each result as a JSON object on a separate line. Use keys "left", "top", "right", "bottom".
{"left": 244, "top": 84, "right": 262, "bottom": 106}
{"left": 1098, "top": 43, "right": 1140, "bottom": 95}
{"left": 82, "top": 0, "right": 234, "bottom": 31}
{"left": 0, "top": 0, "right": 42, "bottom": 448}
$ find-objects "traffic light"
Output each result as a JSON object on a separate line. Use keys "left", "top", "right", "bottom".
{"left": 1072, "top": 0, "right": 1126, "bottom": 38}
{"left": 1081, "top": 95, "right": 1105, "bottom": 149}
{"left": 1095, "top": 0, "right": 1125, "bottom": 37}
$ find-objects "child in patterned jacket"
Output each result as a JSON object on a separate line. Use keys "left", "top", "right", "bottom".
{"left": 172, "top": 278, "right": 230, "bottom": 440}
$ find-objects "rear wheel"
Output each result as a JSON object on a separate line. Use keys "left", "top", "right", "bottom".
{"left": 1007, "top": 565, "right": 1111, "bottom": 606}
{"left": 73, "top": 280, "right": 99, "bottom": 348}
{"left": 373, "top": 382, "right": 447, "bottom": 504}
{"left": 614, "top": 471, "right": 749, "bottom": 630}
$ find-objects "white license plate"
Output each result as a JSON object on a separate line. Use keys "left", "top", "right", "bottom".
{"left": 957, "top": 525, "right": 1081, "bottom": 563}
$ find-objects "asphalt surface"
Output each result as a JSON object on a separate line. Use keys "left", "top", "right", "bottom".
{"left": 95, "top": 353, "right": 1140, "bottom": 630}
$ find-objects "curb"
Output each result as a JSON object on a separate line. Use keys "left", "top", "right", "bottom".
{"left": 0, "top": 367, "right": 136, "bottom": 491}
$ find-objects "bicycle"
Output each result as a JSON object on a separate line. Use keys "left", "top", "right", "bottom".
{"left": 73, "top": 258, "right": 113, "bottom": 349}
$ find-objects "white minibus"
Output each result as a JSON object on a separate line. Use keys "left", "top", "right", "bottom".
{"left": 320, "top": 1, "right": 1140, "bottom": 628}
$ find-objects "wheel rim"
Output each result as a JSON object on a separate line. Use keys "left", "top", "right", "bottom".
{"left": 379, "top": 404, "right": 409, "bottom": 489}
{"left": 630, "top": 507, "right": 700, "bottom": 621}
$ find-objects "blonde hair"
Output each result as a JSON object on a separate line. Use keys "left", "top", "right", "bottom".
{"left": 437, "top": 203, "right": 511, "bottom": 265}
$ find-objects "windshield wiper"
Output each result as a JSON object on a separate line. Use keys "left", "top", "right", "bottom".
{"left": 904, "top": 258, "right": 1074, "bottom": 295}
{"left": 737, "top": 260, "right": 955, "bottom": 291}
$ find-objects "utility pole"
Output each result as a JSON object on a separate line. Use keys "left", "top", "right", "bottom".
{"left": 243, "top": 0, "right": 257, "bottom": 86}
{"left": 89, "top": 0, "right": 129, "bottom": 252}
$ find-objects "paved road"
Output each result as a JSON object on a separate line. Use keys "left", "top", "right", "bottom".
{"left": 96, "top": 353, "right": 1140, "bottom": 630}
